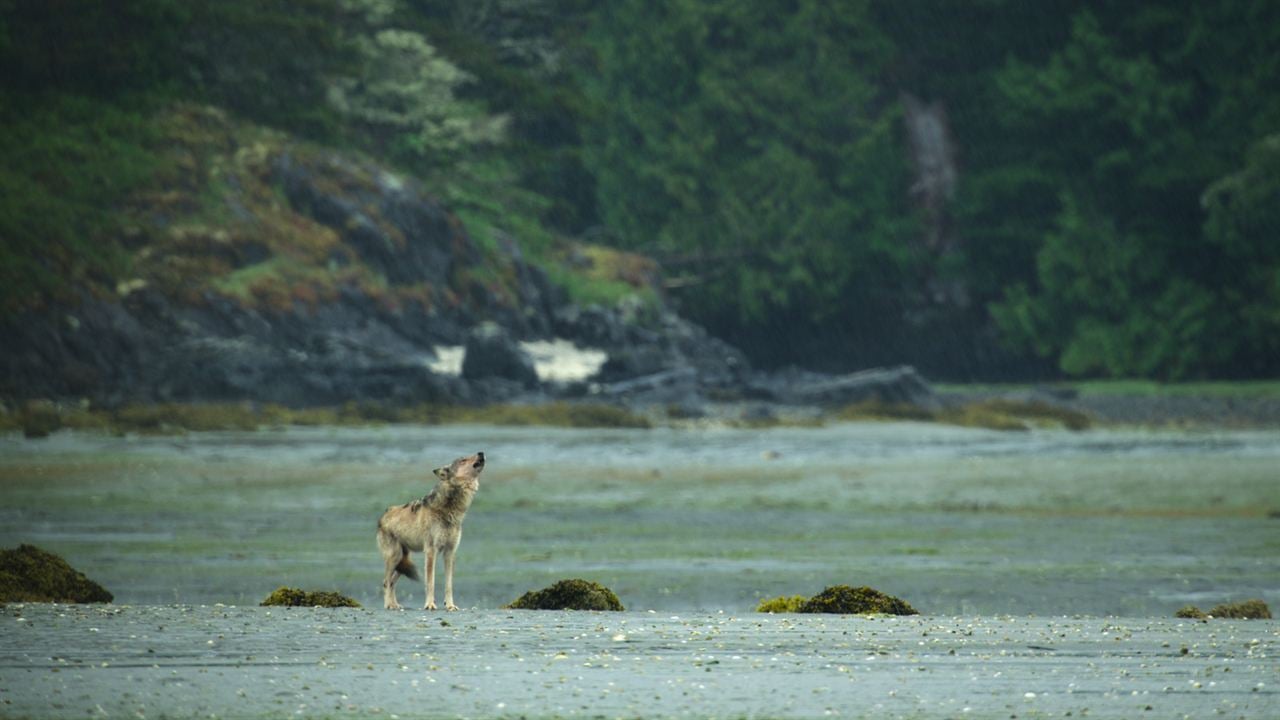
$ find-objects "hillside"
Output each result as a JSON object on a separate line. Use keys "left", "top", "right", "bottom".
{"left": 2, "top": 0, "right": 1278, "bottom": 385}
{"left": 0, "top": 104, "right": 746, "bottom": 407}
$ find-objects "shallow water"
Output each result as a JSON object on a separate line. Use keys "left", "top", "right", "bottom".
{"left": 1, "top": 423, "right": 1278, "bottom": 614}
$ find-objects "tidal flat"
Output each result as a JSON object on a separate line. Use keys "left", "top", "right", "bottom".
{"left": 1, "top": 604, "right": 1277, "bottom": 719}
{"left": 1, "top": 422, "right": 1278, "bottom": 717}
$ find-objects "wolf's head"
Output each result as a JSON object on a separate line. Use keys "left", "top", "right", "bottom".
{"left": 432, "top": 451, "right": 485, "bottom": 489}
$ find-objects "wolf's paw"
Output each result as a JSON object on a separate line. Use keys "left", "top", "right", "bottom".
{"left": 445, "top": 603, "right": 459, "bottom": 611}
{"left": 424, "top": 601, "right": 437, "bottom": 610}
{"left": 385, "top": 602, "right": 403, "bottom": 610}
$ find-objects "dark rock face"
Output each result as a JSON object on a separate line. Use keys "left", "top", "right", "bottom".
{"left": 0, "top": 285, "right": 469, "bottom": 407}
{"left": 553, "top": 301, "right": 751, "bottom": 403}
{"left": 461, "top": 323, "right": 538, "bottom": 389}
{"left": 273, "top": 152, "right": 469, "bottom": 288}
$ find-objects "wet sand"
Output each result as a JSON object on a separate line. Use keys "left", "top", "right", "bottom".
{"left": 2, "top": 604, "right": 1276, "bottom": 719}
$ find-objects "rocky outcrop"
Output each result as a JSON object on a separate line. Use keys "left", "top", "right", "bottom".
{"left": 553, "top": 300, "right": 751, "bottom": 402}
{"left": 0, "top": 107, "right": 934, "bottom": 413}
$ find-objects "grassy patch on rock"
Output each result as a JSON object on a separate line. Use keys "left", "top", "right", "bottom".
{"left": 505, "top": 579, "right": 624, "bottom": 611}
{"left": 544, "top": 242, "right": 662, "bottom": 310}
{"left": 260, "top": 587, "right": 361, "bottom": 608}
{"left": 0, "top": 545, "right": 113, "bottom": 603}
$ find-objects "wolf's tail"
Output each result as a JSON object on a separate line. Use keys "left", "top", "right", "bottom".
{"left": 378, "top": 524, "right": 421, "bottom": 581}
{"left": 396, "top": 548, "right": 420, "bottom": 581}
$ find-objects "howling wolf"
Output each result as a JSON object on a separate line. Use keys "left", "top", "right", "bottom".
{"left": 376, "top": 451, "right": 484, "bottom": 610}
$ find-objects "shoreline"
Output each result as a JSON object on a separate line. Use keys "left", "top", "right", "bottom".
{"left": 7, "top": 388, "right": 1280, "bottom": 440}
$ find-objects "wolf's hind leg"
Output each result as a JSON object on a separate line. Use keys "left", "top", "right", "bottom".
{"left": 378, "top": 531, "right": 404, "bottom": 610}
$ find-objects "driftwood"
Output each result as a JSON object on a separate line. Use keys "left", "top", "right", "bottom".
{"left": 785, "top": 365, "right": 935, "bottom": 408}
{"left": 594, "top": 367, "right": 698, "bottom": 396}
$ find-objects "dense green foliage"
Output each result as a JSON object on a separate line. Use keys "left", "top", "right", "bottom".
{"left": 2, "top": 0, "right": 1277, "bottom": 378}
{"left": 0, "top": 94, "right": 158, "bottom": 308}
{"left": 582, "top": 1, "right": 916, "bottom": 363}
{"left": 978, "top": 5, "right": 1280, "bottom": 379}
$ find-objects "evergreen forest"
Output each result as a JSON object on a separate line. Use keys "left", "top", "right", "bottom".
{"left": 2, "top": 0, "right": 1277, "bottom": 381}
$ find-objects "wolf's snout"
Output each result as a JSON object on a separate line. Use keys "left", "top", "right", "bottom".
{"left": 474, "top": 451, "right": 485, "bottom": 469}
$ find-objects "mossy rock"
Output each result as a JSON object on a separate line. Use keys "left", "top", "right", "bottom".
{"left": 1174, "top": 599, "right": 1270, "bottom": 620}
{"left": 18, "top": 401, "right": 64, "bottom": 439}
{"left": 797, "top": 585, "right": 918, "bottom": 616}
{"left": 756, "top": 595, "right": 808, "bottom": 613}
{"left": 505, "top": 579, "right": 624, "bottom": 611}
{"left": 0, "top": 544, "right": 113, "bottom": 603}
{"left": 260, "top": 586, "right": 361, "bottom": 608}
{"left": 1207, "top": 599, "right": 1271, "bottom": 619}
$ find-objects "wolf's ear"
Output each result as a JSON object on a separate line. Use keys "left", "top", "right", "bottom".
{"left": 433, "top": 466, "right": 451, "bottom": 480}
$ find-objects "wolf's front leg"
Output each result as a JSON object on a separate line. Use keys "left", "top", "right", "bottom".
{"left": 442, "top": 548, "right": 458, "bottom": 611}
{"left": 423, "top": 547, "right": 437, "bottom": 610}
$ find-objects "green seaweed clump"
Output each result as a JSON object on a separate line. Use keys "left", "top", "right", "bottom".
{"left": 260, "top": 587, "right": 361, "bottom": 608}
{"left": 0, "top": 544, "right": 113, "bottom": 603}
{"left": 835, "top": 398, "right": 1090, "bottom": 432}
{"left": 1207, "top": 599, "right": 1271, "bottom": 619}
{"left": 505, "top": 579, "right": 624, "bottom": 611}
{"left": 756, "top": 595, "right": 808, "bottom": 613}
{"left": 797, "top": 585, "right": 918, "bottom": 616}
{"left": 1174, "top": 599, "right": 1271, "bottom": 620}
{"left": 835, "top": 399, "right": 935, "bottom": 423}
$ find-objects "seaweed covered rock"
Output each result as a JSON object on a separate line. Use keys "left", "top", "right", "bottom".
{"left": 260, "top": 586, "right": 361, "bottom": 608}
{"left": 797, "top": 585, "right": 918, "bottom": 615}
{"left": 1177, "top": 599, "right": 1271, "bottom": 620}
{"left": 0, "top": 544, "right": 113, "bottom": 603}
{"left": 1208, "top": 599, "right": 1271, "bottom": 619}
{"left": 505, "top": 579, "right": 624, "bottom": 611}
{"left": 756, "top": 595, "right": 808, "bottom": 613}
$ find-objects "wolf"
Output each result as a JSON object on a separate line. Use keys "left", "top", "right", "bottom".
{"left": 376, "top": 451, "right": 485, "bottom": 610}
